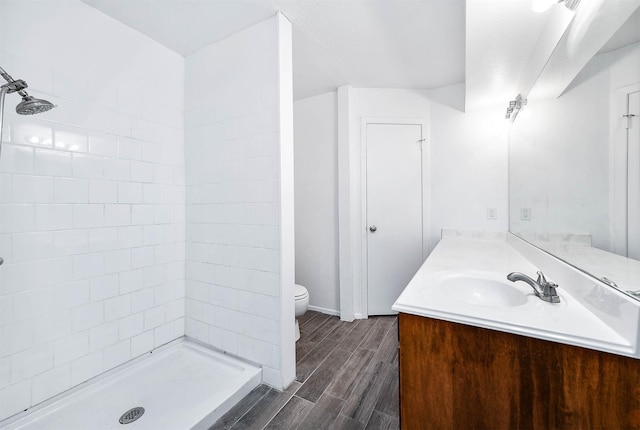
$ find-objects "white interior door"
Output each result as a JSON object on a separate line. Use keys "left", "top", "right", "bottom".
{"left": 628, "top": 91, "right": 640, "bottom": 259}
{"left": 366, "top": 123, "right": 423, "bottom": 315}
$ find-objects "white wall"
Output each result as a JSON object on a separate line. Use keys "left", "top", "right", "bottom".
{"left": 607, "top": 42, "right": 640, "bottom": 87}
{"left": 430, "top": 102, "right": 509, "bottom": 245}
{"left": 0, "top": 1, "right": 185, "bottom": 420}
{"left": 293, "top": 92, "right": 339, "bottom": 314}
{"left": 349, "top": 88, "right": 507, "bottom": 254}
{"left": 294, "top": 87, "right": 508, "bottom": 315}
{"left": 184, "top": 14, "right": 295, "bottom": 389}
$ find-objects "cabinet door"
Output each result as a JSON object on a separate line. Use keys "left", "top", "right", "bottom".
{"left": 398, "top": 313, "right": 640, "bottom": 430}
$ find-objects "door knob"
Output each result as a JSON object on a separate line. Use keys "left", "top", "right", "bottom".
{"left": 369, "top": 225, "right": 377, "bottom": 232}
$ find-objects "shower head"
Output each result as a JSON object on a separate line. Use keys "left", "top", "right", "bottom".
{"left": 16, "top": 95, "right": 56, "bottom": 115}
{"left": 0, "top": 66, "right": 56, "bottom": 115}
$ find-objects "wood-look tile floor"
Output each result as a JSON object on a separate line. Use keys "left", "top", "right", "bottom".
{"left": 210, "top": 311, "right": 399, "bottom": 430}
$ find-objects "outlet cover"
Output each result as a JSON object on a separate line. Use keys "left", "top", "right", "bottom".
{"left": 521, "top": 208, "right": 532, "bottom": 220}
{"left": 487, "top": 208, "right": 497, "bottom": 220}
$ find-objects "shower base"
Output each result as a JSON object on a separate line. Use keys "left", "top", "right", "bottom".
{"left": 1, "top": 338, "right": 261, "bottom": 430}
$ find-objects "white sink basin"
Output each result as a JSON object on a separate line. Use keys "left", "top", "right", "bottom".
{"left": 393, "top": 237, "right": 639, "bottom": 359}
{"left": 441, "top": 274, "right": 528, "bottom": 307}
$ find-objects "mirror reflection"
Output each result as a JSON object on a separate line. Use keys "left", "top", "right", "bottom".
{"left": 509, "top": 7, "right": 640, "bottom": 300}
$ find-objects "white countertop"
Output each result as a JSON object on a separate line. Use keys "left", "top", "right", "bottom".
{"left": 392, "top": 237, "right": 640, "bottom": 358}
{"left": 539, "top": 242, "right": 640, "bottom": 294}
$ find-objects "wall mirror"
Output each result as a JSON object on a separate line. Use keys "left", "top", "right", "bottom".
{"left": 509, "top": 4, "right": 640, "bottom": 301}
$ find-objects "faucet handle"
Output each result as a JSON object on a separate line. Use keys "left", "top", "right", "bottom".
{"left": 536, "top": 271, "right": 547, "bottom": 285}
{"left": 537, "top": 271, "right": 558, "bottom": 288}
{"left": 537, "top": 271, "right": 560, "bottom": 302}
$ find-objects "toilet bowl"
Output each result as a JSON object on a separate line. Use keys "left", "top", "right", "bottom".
{"left": 294, "top": 284, "right": 309, "bottom": 341}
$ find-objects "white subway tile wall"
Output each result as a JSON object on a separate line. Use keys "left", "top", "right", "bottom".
{"left": 0, "top": 2, "right": 185, "bottom": 420}
{"left": 184, "top": 16, "right": 283, "bottom": 385}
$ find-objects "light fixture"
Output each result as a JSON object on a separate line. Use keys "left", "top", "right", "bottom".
{"left": 504, "top": 94, "right": 526, "bottom": 121}
{"left": 563, "top": 0, "right": 581, "bottom": 11}
{"left": 532, "top": 0, "right": 581, "bottom": 13}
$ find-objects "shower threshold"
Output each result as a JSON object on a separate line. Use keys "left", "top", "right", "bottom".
{"left": 1, "top": 338, "right": 261, "bottom": 430}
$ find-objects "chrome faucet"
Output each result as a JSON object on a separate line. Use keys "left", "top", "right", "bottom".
{"left": 507, "top": 271, "right": 560, "bottom": 303}
{"left": 627, "top": 290, "right": 640, "bottom": 299}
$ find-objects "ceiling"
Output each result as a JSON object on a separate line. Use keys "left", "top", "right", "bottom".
{"left": 465, "top": 0, "right": 552, "bottom": 111}
{"left": 82, "top": 0, "right": 640, "bottom": 107}
{"left": 83, "top": 0, "right": 465, "bottom": 101}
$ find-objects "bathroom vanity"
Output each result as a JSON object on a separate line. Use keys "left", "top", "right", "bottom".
{"left": 392, "top": 234, "right": 640, "bottom": 430}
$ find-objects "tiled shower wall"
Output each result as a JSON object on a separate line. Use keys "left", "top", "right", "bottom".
{"left": 185, "top": 15, "right": 293, "bottom": 388}
{"left": 0, "top": 1, "right": 185, "bottom": 420}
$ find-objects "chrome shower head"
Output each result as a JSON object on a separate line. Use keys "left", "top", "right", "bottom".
{"left": 16, "top": 95, "right": 56, "bottom": 115}
{"left": 0, "top": 66, "right": 56, "bottom": 115}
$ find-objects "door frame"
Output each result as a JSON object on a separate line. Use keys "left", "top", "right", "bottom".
{"left": 610, "top": 83, "right": 640, "bottom": 256}
{"left": 361, "top": 120, "right": 428, "bottom": 316}
{"left": 336, "top": 87, "right": 431, "bottom": 321}
{"left": 337, "top": 116, "right": 430, "bottom": 320}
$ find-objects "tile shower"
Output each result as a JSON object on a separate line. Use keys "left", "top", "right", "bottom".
{"left": 0, "top": 1, "right": 294, "bottom": 424}
{"left": 0, "top": 3, "right": 186, "bottom": 417}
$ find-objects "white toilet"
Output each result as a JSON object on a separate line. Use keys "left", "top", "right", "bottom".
{"left": 294, "top": 284, "right": 309, "bottom": 341}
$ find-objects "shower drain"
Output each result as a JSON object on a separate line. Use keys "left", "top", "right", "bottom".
{"left": 119, "top": 407, "right": 145, "bottom": 424}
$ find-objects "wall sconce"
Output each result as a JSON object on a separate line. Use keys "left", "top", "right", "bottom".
{"left": 505, "top": 94, "right": 526, "bottom": 121}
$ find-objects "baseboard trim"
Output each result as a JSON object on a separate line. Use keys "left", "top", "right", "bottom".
{"left": 308, "top": 305, "right": 340, "bottom": 316}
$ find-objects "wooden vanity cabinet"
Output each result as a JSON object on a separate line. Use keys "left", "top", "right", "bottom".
{"left": 398, "top": 312, "right": 640, "bottom": 430}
